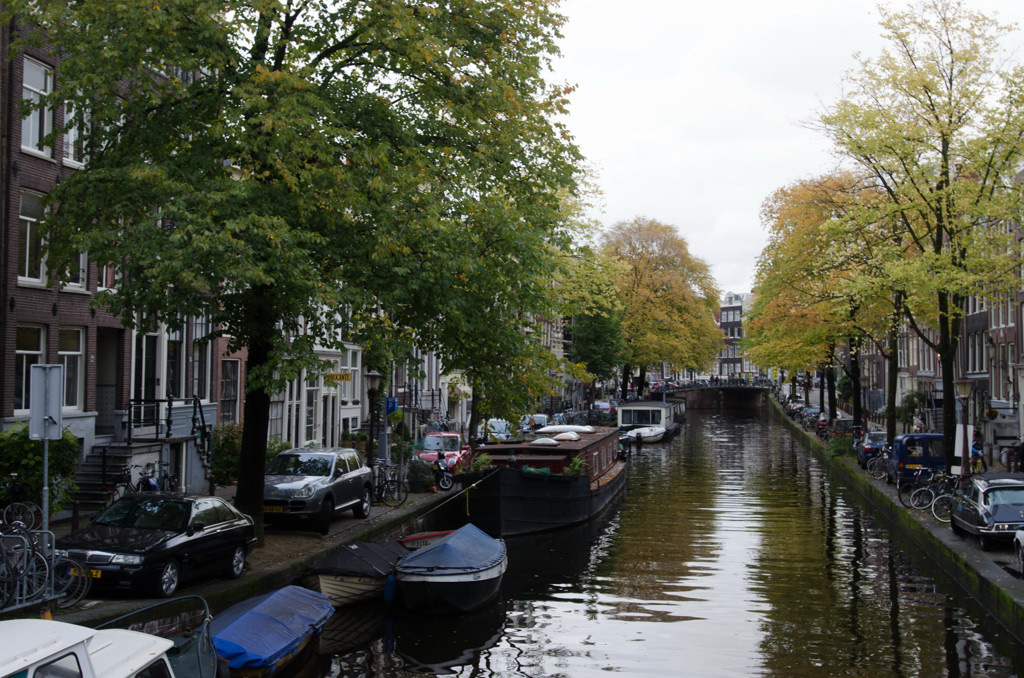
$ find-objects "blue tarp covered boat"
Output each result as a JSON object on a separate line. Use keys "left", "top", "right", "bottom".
{"left": 211, "top": 585, "right": 333, "bottom": 676}
{"left": 396, "top": 523, "right": 507, "bottom": 613}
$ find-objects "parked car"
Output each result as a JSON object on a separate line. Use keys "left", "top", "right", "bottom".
{"left": 476, "top": 418, "right": 512, "bottom": 443}
{"left": 824, "top": 418, "right": 863, "bottom": 441}
{"left": 264, "top": 447, "right": 373, "bottom": 535}
{"left": 950, "top": 473, "right": 1024, "bottom": 551}
{"left": 885, "top": 433, "right": 947, "bottom": 484}
{"left": 55, "top": 493, "right": 256, "bottom": 597}
{"left": 414, "top": 432, "right": 470, "bottom": 471}
{"left": 856, "top": 430, "right": 889, "bottom": 468}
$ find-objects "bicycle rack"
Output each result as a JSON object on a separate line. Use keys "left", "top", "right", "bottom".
{"left": 0, "top": 529, "right": 59, "bottom": 613}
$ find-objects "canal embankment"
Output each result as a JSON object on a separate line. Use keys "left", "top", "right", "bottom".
{"left": 772, "top": 400, "right": 1024, "bottom": 647}
{"left": 42, "top": 487, "right": 455, "bottom": 627}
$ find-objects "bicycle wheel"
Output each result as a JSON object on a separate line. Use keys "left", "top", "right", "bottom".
{"left": 4, "top": 502, "right": 41, "bottom": 529}
{"left": 897, "top": 480, "right": 919, "bottom": 508}
{"left": 380, "top": 479, "right": 408, "bottom": 507}
{"left": 53, "top": 556, "right": 92, "bottom": 608}
{"left": 910, "top": 486, "right": 934, "bottom": 510}
{"left": 931, "top": 494, "right": 953, "bottom": 523}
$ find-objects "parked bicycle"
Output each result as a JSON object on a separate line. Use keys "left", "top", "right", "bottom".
{"left": 866, "top": 445, "right": 891, "bottom": 480}
{"left": 0, "top": 474, "right": 42, "bottom": 529}
{"left": 897, "top": 467, "right": 934, "bottom": 508}
{"left": 104, "top": 463, "right": 160, "bottom": 505}
{"left": 374, "top": 463, "right": 408, "bottom": 507}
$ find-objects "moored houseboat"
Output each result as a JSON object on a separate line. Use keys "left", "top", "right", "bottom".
{"left": 454, "top": 425, "right": 626, "bottom": 537}
{"left": 617, "top": 399, "right": 684, "bottom": 439}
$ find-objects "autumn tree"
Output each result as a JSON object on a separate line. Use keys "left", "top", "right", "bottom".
{"left": 600, "top": 218, "right": 721, "bottom": 397}
{"left": 12, "top": 0, "right": 583, "bottom": 539}
{"left": 818, "top": 0, "right": 1024, "bottom": 467}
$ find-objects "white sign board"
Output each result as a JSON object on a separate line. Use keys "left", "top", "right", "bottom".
{"left": 29, "top": 364, "right": 63, "bottom": 440}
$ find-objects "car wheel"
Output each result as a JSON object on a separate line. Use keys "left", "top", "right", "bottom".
{"left": 979, "top": 535, "right": 994, "bottom": 552}
{"left": 224, "top": 545, "right": 246, "bottom": 579}
{"left": 951, "top": 518, "right": 965, "bottom": 536}
{"left": 317, "top": 498, "right": 334, "bottom": 535}
{"left": 352, "top": 487, "right": 371, "bottom": 519}
{"left": 157, "top": 559, "right": 180, "bottom": 598}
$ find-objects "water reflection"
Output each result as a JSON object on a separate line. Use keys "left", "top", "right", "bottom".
{"left": 314, "top": 410, "right": 1020, "bottom": 677}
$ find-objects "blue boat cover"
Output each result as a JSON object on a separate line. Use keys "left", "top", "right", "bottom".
{"left": 211, "top": 585, "right": 334, "bottom": 669}
{"left": 397, "top": 523, "right": 505, "bottom": 574}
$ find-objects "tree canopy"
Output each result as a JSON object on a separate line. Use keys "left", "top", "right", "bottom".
{"left": 12, "top": 0, "right": 584, "bottom": 538}
{"left": 600, "top": 217, "right": 721, "bottom": 388}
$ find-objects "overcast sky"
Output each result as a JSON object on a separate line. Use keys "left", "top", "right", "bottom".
{"left": 551, "top": 0, "right": 1024, "bottom": 297}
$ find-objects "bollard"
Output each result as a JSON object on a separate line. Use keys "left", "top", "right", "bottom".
{"left": 71, "top": 500, "right": 80, "bottom": 531}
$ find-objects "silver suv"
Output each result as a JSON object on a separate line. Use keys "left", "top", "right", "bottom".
{"left": 263, "top": 448, "right": 372, "bottom": 534}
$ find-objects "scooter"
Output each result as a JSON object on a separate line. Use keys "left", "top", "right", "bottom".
{"left": 432, "top": 455, "right": 454, "bottom": 492}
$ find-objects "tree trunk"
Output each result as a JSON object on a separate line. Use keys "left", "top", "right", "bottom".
{"left": 849, "top": 346, "right": 863, "bottom": 431}
{"left": 620, "top": 364, "right": 632, "bottom": 400}
{"left": 235, "top": 336, "right": 272, "bottom": 546}
{"left": 886, "top": 325, "right": 899, "bottom": 443}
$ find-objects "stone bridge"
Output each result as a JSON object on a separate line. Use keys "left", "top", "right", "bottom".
{"left": 662, "top": 386, "right": 768, "bottom": 410}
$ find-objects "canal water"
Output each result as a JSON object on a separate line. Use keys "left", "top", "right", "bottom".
{"left": 315, "top": 410, "right": 1023, "bottom": 677}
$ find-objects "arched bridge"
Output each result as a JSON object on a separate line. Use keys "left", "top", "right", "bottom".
{"left": 656, "top": 385, "right": 769, "bottom": 410}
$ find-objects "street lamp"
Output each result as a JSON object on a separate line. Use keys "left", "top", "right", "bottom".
{"left": 955, "top": 378, "right": 972, "bottom": 480}
{"left": 364, "top": 370, "right": 382, "bottom": 475}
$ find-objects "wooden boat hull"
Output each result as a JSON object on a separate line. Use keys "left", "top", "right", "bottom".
{"left": 316, "top": 573, "right": 388, "bottom": 606}
{"left": 457, "top": 457, "right": 627, "bottom": 538}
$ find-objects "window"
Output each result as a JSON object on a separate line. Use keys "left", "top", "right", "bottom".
{"left": 192, "top": 316, "right": 211, "bottom": 400}
{"left": 166, "top": 327, "right": 184, "bottom": 399}
{"left": 63, "top": 100, "right": 88, "bottom": 166}
{"left": 64, "top": 252, "right": 87, "bottom": 290}
{"left": 19, "top": 191, "right": 45, "bottom": 283}
{"left": 220, "top": 359, "right": 239, "bottom": 423}
{"left": 15, "top": 326, "right": 44, "bottom": 411}
{"left": 98, "top": 262, "right": 120, "bottom": 290}
{"left": 34, "top": 651, "right": 83, "bottom": 677}
{"left": 22, "top": 58, "right": 52, "bottom": 156}
{"left": 59, "top": 328, "right": 84, "bottom": 409}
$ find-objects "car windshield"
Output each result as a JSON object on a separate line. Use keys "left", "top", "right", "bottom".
{"left": 985, "top": 487, "right": 1024, "bottom": 506}
{"left": 94, "top": 497, "right": 190, "bottom": 532}
{"left": 267, "top": 453, "right": 331, "bottom": 477}
{"left": 868, "top": 432, "right": 887, "bottom": 443}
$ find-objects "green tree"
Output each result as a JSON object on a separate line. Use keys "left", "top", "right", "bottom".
{"left": 601, "top": 217, "right": 721, "bottom": 396}
{"left": 818, "top": 0, "right": 1024, "bottom": 468}
{"left": 14, "top": 0, "right": 582, "bottom": 540}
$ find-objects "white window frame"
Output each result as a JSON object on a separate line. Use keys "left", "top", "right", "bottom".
{"left": 15, "top": 325, "right": 45, "bottom": 412}
{"left": 62, "top": 99, "right": 88, "bottom": 167}
{"left": 18, "top": 191, "right": 46, "bottom": 284}
{"left": 59, "top": 327, "right": 85, "bottom": 410}
{"left": 21, "top": 58, "right": 53, "bottom": 156}
{"left": 192, "top": 315, "right": 211, "bottom": 401}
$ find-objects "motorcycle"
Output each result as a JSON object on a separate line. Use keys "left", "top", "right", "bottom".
{"left": 432, "top": 455, "right": 454, "bottom": 492}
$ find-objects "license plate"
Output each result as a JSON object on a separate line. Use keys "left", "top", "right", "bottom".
{"left": 264, "top": 506, "right": 283, "bottom": 513}
{"left": 69, "top": 567, "right": 102, "bottom": 579}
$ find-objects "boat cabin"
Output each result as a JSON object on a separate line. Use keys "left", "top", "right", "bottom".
{"left": 617, "top": 400, "right": 684, "bottom": 430}
{"left": 0, "top": 618, "right": 177, "bottom": 678}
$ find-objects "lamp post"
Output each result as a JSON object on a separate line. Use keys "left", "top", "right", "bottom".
{"left": 955, "top": 378, "right": 972, "bottom": 481}
{"left": 364, "top": 370, "right": 382, "bottom": 476}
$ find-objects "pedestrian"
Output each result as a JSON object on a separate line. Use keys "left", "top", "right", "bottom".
{"left": 971, "top": 429, "right": 987, "bottom": 472}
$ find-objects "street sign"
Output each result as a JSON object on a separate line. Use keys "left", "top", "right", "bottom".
{"left": 386, "top": 397, "right": 398, "bottom": 415}
{"left": 29, "top": 364, "right": 63, "bottom": 440}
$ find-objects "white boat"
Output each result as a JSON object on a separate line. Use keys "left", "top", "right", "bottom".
{"left": 617, "top": 400, "right": 684, "bottom": 441}
{"left": 624, "top": 426, "right": 667, "bottom": 443}
{"left": 0, "top": 618, "right": 179, "bottom": 678}
{"left": 536, "top": 424, "right": 595, "bottom": 434}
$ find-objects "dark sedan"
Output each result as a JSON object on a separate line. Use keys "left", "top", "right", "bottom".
{"left": 950, "top": 474, "right": 1024, "bottom": 551}
{"left": 856, "top": 430, "right": 889, "bottom": 468}
{"left": 56, "top": 493, "right": 257, "bottom": 597}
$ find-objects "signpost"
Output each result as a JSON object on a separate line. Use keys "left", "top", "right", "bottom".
{"left": 29, "top": 364, "right": 64, "bottom": 532}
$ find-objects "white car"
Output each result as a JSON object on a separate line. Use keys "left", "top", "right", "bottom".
{"left": 476, "top": 418, "right": 512, "bottom": 442}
